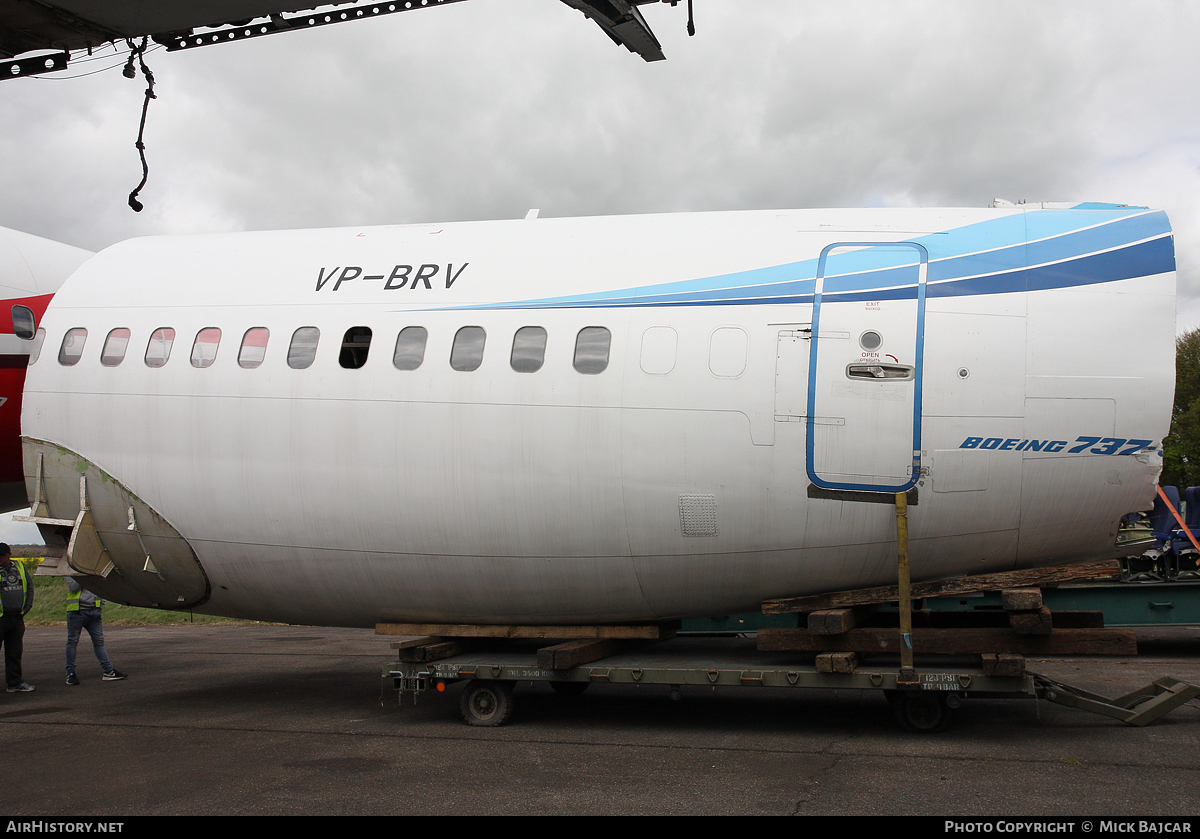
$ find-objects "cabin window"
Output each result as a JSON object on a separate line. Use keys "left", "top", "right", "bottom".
{"left": 339, "top": 326, "right": 372, "bottom": 369}
{"left": 238, "top": 327, "right": 270, "bottom": 369}
{"left": 11, "top": 305, "right": 35, "bottom": 340}
{"left": 190, "top": 328, "right": 221, "bottom": 368}
{"left": 639, "top": 327, "right": 677, "bottom": 375}
{"left": 573, "top": 326, "right": 610, "bottom": 374}
{"left": 27, "top": 328, "right": 46, "bottom": 366}
{"left": 145, "top": 328, "right": 175, "bottom": 368}
{"left": 510, "top": 326, "right": 547, "bottom": 373}
{"left": 287, "top": 327, "right": 320, "bottom": 369}
{"left": 393, "top": 327, "right": 428, "bottom": 370}
{"left": 709, "top": 327, "right": 748, "bottom": 378}
{"left": 100, "top": 328, "right": 131, "bottom": 367}
{"left": 450, "top": 326, "right": 486, "bottom": 371}
{"left": 58, "top": 328, "right": 87, "bottom": 366}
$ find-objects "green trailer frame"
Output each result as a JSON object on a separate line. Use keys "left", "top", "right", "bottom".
{"left": 383, "top": 637, "right": 1199, "bottom": 731}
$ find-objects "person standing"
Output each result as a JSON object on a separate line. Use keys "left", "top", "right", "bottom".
{"left": 0, "top": 542, "right": 34, "bottom": 693}
{"left": 65, "top": 577, "right": 126, "bottom": 685}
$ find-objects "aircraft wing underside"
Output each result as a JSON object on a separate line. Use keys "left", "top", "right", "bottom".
{"left": 0, "top": 0, "right": 667, "bottom": 65}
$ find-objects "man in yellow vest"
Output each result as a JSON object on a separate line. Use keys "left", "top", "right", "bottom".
{"left": 66, "top": 577, "right": 126, "bottom": 685}
{"left": 0, "top": 543, "right": 35, "bottom": 693}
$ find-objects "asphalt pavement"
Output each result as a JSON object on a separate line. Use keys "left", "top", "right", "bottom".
{"left": 2, "top": 624, "right": 1198, "bottom": 816}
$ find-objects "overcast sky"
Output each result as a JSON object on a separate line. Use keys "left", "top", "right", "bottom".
{"left": 2, "top": 0, "right": 1198, "bottom": 542}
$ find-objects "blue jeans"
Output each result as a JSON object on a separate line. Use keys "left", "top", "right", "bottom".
{"left": 66, "top": 609, "right": 113, "bottom": 675}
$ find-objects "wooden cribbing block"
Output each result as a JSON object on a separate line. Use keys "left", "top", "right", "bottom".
{"left": 815, "top": 651, "right": 859, "bottom": 674}
{"left": 981, "top": 653, "right": 1026, "bottom": 677}
{"left": 537, "top": 639, "right": 624, "bottom": 669}
{"left": 1009, "top": 606, "right": 1054, "bottom": 635}
{"left": 1002, "top": 588, "right": 1044, "bottom": 611}
{"left": 762, "top": 560, "right": 1120, "bottom": 614}
{"left": 807, "top": 608, "right": 869, "bottom": 635}
{"left": 391, "top": 637, "right": 475, "bottom": 663}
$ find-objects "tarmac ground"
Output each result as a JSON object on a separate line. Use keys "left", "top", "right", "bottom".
{"left": 2, "top": 624, "right": 1199, "bottom": 816}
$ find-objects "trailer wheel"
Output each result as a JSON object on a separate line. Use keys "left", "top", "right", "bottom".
{"left": 460, "top": 680, "right": 515, "bottom": 727}
{"left": 550, "top": 681, "right": 589, "bottom": 696}
{"left": 890, "top": 692, "right": 952, "bottom": 733}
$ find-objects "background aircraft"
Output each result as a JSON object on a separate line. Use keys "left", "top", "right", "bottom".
{"left": 0, "top": 227, "right": 91, "bottom": 512}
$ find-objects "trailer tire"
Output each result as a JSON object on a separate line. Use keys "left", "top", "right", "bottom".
{"left": 460, "top": 680, "right": 515, "bottom": 727}
{"left": 890, "top": 692, "right": 952, "bottom": 733}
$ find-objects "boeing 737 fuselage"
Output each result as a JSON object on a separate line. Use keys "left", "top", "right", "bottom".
{"left": 8, "top": 204, "right": 1176, "bottom": 626}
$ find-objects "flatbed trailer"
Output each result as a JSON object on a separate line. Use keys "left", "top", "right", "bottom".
{"left": 382, "top": 636, "right": 1199, "bottom": 731}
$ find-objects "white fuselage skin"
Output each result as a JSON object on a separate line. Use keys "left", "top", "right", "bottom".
{"left": 19, "top": 207, "right": 1176, "bottom": 626}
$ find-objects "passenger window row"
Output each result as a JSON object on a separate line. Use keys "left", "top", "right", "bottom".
{"left": 41, "top": 324, "right": 613, "bottom": 375}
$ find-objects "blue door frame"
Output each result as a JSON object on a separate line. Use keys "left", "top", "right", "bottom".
{"left": 806, "top": 241, "right": 929, "bottom": 493}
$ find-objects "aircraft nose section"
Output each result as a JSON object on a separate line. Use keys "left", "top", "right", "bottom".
{"left": 19, "top": 438, "right": 209, "bottom": 609}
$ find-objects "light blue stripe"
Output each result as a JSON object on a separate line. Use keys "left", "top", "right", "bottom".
{"left": 433, "top": 209, "right": 1172, "bottom": 312}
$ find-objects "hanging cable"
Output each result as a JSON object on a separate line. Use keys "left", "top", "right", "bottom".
{"left": 687, "top": 0, "right": 695, "bottom": 37}
{"left": 125, "top": 37, "right": 156, "bottom": 213}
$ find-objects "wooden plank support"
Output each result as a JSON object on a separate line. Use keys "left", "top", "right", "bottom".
{"left": 902, "top": 609, "right": 1104, "bottom": 630}
{"left": 758, "top": 626, "right": 1136, "bottom": 655}
{"left": 981, "top": 653, "right": 1026, "bottom": 677}
{"left": 807, "top": 607, "right": 872, "bottom": 635}
{"left": 537, "top": 639, "right": 625, "bottom": 669}
{"left": 376, "top": 622, "right": 677, "bottom": 640}
{"left": 762, "top": 560, "right": 1120, "bottom": 614}
{"left": 858, "top": 609, "right": 1102, "bottom": 629}
{"left": 390, "top": 637, "right": 476, "bottom": 663}
{"left": 815, "top": 651, "right": 859, "bottom": 674}
{"left": 1002, "top": 587, "right": 1044, "bottom": 611}
{"left": 1009, "top": 606, "right": 1054, "bottom": 635}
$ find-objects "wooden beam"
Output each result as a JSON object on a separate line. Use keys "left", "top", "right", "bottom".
{"left": 376, "top": 622, "right": 677, "bottom": 640}
{"left": 392, "top": 638, "right": 475, "bottom": 663}
{"left": 807, "top": 608, "right": 869, "bottom": 635}
{"left": 1001, "top": 587, "right": 1044, "bottom": 611}
{"left": 757, "top": 626, "right": 1136, "bottom": 655}
{"left": 815, "top": 651, "right": 859, "bottom": 674}
{"left": 796, "top": 608, "right": 1106, "bottom": 630}
{"left": 761, "top": 560, "right": 1121, "bottom": 614}
{"left": 981, "top": 654, "right": 1026, "bottom": 677}
{"left": 894, "top": 609, "right": 1103, "bottom": 630}
{"left": 1009, "top": 606, "right": 1054, "bottom": 635}
{"left": 537, "top": 639, "right": 625, "bottom": 669}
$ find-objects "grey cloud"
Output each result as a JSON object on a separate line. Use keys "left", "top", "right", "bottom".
{"left": 1, "top": 0, "right": 1198, "bottom": 325}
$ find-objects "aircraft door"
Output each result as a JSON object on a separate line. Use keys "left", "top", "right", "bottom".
{"left": 807, "top": 242, "right": 927, "bottom": 492}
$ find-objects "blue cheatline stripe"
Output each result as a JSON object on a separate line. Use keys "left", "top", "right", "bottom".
{"left": 924, "top": 211, "right": 1165, "bottom": 286}
{"left": 805, "top": 243, "right": 926, "bottom": 494}
{"left": 925, "top": 236, "right": 1174, "bottom": 299}
{"left": 423, "top": 235, "right": 1173, "bottom": 313}
{"left": 425, "top": 209, "right": 1172, "bottom": 313}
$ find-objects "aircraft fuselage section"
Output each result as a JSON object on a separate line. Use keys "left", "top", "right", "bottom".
{"left": 18, "top": 207, "right": 1175, "bottom": 626}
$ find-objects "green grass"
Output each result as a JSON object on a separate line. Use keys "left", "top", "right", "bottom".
{"left": 21, "top": 562, "right": 272, "bottom": 627}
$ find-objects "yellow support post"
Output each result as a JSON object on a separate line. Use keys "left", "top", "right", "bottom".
{"left": 896, "top": 491, "right": 916, "bottom": 682}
